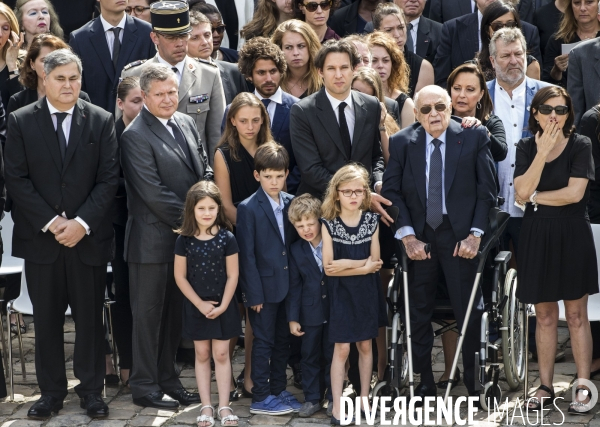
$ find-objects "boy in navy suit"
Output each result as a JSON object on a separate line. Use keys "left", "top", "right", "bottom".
{"left": 237, "top": 142, "right": 301, "bottom": 415}
{"left": 286, "top": 195, "right": 334, "bottom": 418}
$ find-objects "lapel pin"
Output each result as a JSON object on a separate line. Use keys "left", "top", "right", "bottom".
{"left": 458, "top": 141, "right": 461, "bottom": 144}
{"left": 188, "top": 63, "right": 193, "bottom": 69}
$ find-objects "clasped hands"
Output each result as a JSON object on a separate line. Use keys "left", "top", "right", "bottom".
{"left": 197, "top": 299, "right": 225, "bottom": 319}
{"left": 49, "top": 216, "right": 86, "bottom": 247}
{"left": 402, "top": 234, "right": 480, "bottom": 261}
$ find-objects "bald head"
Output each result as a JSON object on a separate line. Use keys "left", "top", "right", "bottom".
{"left": 414, "top": 85, "right": 452, "bottom": 138}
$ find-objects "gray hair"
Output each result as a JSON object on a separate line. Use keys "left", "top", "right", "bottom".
{"left": 489, "top": 27, "right": 527, "bottom": 58}
{"left": 139, "top": 64, "right": 178, "bottom": 93}
{"left": 43, "top": 49, "right": 82, "bottom": 76}
{"left": 413, "top": 85, "right": 451, "bottom": 107}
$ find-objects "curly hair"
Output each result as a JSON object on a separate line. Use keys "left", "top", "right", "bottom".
{"left": 14, "top": 0, "right": 64, "bottom": 48}
{"left": 19, "top": 33, "right": 68, "bottom": 89}
{"left": 366, "top": 31, "right": 409, "bottom": 95}
{"left": 238, "top": 36, "right": 287, "bottom": 80}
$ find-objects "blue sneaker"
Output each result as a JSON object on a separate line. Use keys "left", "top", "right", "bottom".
{"left": 277, "top": 390, "right": 302, "bottom": 413}
{"left": 250, "top": 395, "right": 293, "bottom": 415}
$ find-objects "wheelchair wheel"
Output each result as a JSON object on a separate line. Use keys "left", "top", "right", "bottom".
{"left": 501, "top": 268, "right": 526, "bottom": 390}
{"left": 372, "top": 380, "right": 401, "bottom": 400}
{"left": 398, "top": 327, "right": 409, "bottom": 390}
{"left": 479, "top": 381, "right": 502, "bottom": 412}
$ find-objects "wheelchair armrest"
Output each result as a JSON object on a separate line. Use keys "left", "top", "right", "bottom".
{"left": 494, "top": 251, "right": 512, "bottom": 265}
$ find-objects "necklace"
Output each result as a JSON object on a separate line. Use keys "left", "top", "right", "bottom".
{"left": 288, "top": 78, "right": 305, "bottom": 91}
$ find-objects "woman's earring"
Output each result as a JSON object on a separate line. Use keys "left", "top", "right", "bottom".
{"left": 476, "top": 101, "right": 482, "bottom": 110}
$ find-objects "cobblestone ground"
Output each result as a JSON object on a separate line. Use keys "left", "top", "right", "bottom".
{"left": 0, "top": 317, "right": 594, "bottom": 427}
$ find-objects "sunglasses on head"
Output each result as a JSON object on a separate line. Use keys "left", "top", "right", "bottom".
{"left": 303, "top": 0, "right": 332, "bottom": 12}
{"left": 537, "top": 104, "right": 569, "bottom": 115}
{"left": 490, "top": 20, "right": 518, "bottom": 32}
{"left": 212, "top": 25, "right": 226, "bottom": 34}
{"left": 419, "top": 103, "right": 448, "bottom": 114}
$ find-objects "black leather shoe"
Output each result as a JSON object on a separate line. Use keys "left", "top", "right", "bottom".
{"left": 414, "top": 382, "right": 437, "bottom": 407}
{"left": 436, "top": 369, "right": 461, "bottom": 390}
{"left": 133, "top": 391, "right": 179, "bottom": 409}
{"left": 27, "top": 395, "right": 63, "bottom": 419}
{"left": 165, "top": 388, "right": 200, "bottom": 406}
{"left": 80, "top": 394, "right": 109, "bottom": 418}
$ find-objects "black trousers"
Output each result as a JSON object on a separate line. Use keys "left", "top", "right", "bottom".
{"left": 301, "top": 323, "right": 333, "bottom": 403}
{"left": 129, "top": 262, "right": 183, "bottom": 399}
{"left": 111, "top": 224, "right": 132, "bottom": 370}
{"left": 408, "top": 216, "right": 483, "bottom": 394}
{"left": 25, "top": 248, "right": 106, "bottom": 399}
{"left": 247, "top": 302, "right": 290, "bottom": 402}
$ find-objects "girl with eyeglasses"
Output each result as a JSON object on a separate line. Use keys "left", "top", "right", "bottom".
{"left": 241, "top": 0, "right": 294, "bottom": 41}
{"left": 543, "top": 0, "right": 600, "bottom": 88}
{"left": 294, "top": 0, "right": 340, "bottom": 44}
{"left": 476, "top": 0, "right": 540, "bottom": 82}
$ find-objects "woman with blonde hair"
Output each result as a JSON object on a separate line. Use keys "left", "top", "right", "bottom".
{"left": 0, "top": 3, "right": 25, "bottom": 109}
{"left": 272, "top": 19, "right": 322, "bottom": 98}
{"left": 241, "top": 0, "right": 294, "bottom": 41}
{"left": 14, "top": 0, "right": 64, "bottom": 49}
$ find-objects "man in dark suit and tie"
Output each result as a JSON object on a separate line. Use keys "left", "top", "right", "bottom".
{"left": 382, "top": 85, "right": 497, "bottom": 399}
{"left": 433, "top": 0, "right": 541, "bottom": 86}
{"left": 69, "top": 0, "right": 155, "bottom": 113}
{"left": 120, "top": 63, "right": 213, "bottom": 408}
{"left": 5, "top": 49, "right": 119, "bottom": 419}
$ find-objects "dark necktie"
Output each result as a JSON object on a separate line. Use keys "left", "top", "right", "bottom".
{"left": 261, "top": 98, "right": 271, "bottom": 108}
{"left": 111, "top": 27, "right": 121, "bottom": 68}
{"left": 171, "top": 67, "right": 178, "bottom": 76}
{"left": 167, "top": 119, "right": 193, "bottom": 168}
{"left": 427, "top": 138, "right": 443, "bottom": 230}
{"left": 55, "top": 112, "right": 68, "bottom": 161}
{"left": 406, "top": 23, "right": 414, "bottom": 53}
{"left": 338, "top": 102, "right": 352, "bottom": 158}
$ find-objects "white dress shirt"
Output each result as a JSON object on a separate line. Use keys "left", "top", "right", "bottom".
{"left": 410, "top": 17, "right": 420, "bottom": 54}
{"left": 100, "top": 13, "right": 126, "bottom": 60}
{"left": 472, "top": 0, "right": 476, "bottom": 13}
{"left": 494, "top": 79, "right": 527, "bottom": 218}
{"left": 144, "top": 105, "right": 174, "bottom": 137}
{"left": 42, "top": 100, "right": 90, "bottom": 234}
{"left": 478, "top": 10, "right": 484, "bottom": 51}
{"left": 325, "top": 89, "right": 355, "bottom": 144}
{"left": 254, "top": 86, "right": 283, "bottom": 124}
{"left": 311, "top": 240, "right": 323, "bottom": 272}
{"left": 157, "top": 55, "right": 186, "bottom": 84}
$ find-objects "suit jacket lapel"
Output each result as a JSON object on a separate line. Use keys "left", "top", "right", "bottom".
{"left": 34, "top": 98, "right": 63, "bottom": 172}
{"left": 62, "top": 100, "right": 86, "bottom": 173}
{"left": 415, "top": 19, "right": 430, "bottom": 59}
{"left": 302, "top": 240, "right": 321, "bottom": 274}
{"left": 315, "top": 89, "right": 348, "bottom": 159}
{"left": 178, "top": 58, "right": 196, "bottom": 104}
{"left": 116, "top": 15, "right": 139, "bottom": 73}
{"left": 257, "top": 188, "right": 284, "bottom": 245}
{"left": 460, "top": 0, "right": 474, "bottom": 14}
{"left": 458, "top": 14, "right": 479, "bottom": 63}
{"left": 444, "top": 121, "right": 464, "bottom": 196}
{"left": 271, "top": 102, "right": 288, "bottom": 140}
{"left": 351, "top": 91, "right": 366, "bottom": 157}
{"left": 408, "top": 128, "right": 427, "bottom": 209}
{"left": 594, "top": 45, "right": 600, "bottom": 84}
{"left": 90, "top": 18, "right": 115, "bottom": 82}
{"left": 141, "top": 108, "right": 190, "bottom": 167}
{"left": 173, "top": 114, "right": 200, "bottom": 176}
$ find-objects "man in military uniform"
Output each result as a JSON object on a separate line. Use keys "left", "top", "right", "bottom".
{"left": 118, "top": 1, "right": 225, "bottom": 164}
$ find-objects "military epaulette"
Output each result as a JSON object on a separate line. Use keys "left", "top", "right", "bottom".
{"left": 123, "top": 59, "right": 148, "bottom": 71}
{"left": 194, "top": 57, "right": 218, "bottom": 68}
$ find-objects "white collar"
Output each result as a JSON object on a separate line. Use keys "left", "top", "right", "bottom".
{"left": 47, "top": 99, "right": 75, "bottom": 115}
{"left": 498, "top": 77, "right": 527, "bottom": 96}
{"left": 144, "top": 105, "right": 173, "bottom": 126}
{"left": 311, "top": 239, "right": 323, "bottom": 251}
{"left": 410, "top": 16, "right": 420, "bottom": 30}
{"left": 157, "top": 55, "right": 187, "bottom": 75}
{"left": 267, "top": 190, "right": 284, "bottom": 210}
{"left": 254, "top": 86, "right": 283, "bottom": 105}
{"left": 425, "top": 130, "right": 447, "bottom": 145}
{"left": 100, "top": 13, "right": 126, "bottom": 33}
{"left": 325, "top": 89, "right": 353, "bottom": 112}
{"left": 477, "top": 9, "right": 483, "bottom": 30}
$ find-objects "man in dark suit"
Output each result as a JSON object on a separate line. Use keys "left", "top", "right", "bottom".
{"left": 428, "top": 0, "right": 473, "bottom": 23}
{"left": 290, "top": 40, "right": 390, "bottom": 222}
{"left": 69, "top": 0, "right": 155, "bottom": 113}
{"left": 120, "top": 62, "right": 212, "bottom": 408}
{"left": 433, "top": 0, "right": 542, "bottom": 86}
{"left": 329, "top": 0, "right": 385, "bottom": 37}
{"left": 381, "top": 85, "right": 497, "bottom": 399}
{"left": 5, "top": 49, "right": 119, "bottom": 419}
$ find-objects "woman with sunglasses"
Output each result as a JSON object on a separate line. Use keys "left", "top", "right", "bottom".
{"left": 191, "top": 2, "right": 239, "bottom": 63}
{"left": 514, "top": 86, "right": 597, "bottom": 414}
{"left": 271, "top": 19, "right": 322, "bottom": 98}
{"left": 241, "top": 0, "right": 294, "bottom": 41}
{"left": 476, "top": 0, "right": 539, "bottom": 81}
{"left": 371, "top": 2, "right": 433, "bottom": 97}
{"left": 294, "top": 0, "right": 340, "bottom": 43}
{"left": 543, "top": 0, "right": 600, "bottom": 88}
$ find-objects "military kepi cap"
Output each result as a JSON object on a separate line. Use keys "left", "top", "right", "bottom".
{"left": 150, "top": 1, "right": 191, "bottom": 35}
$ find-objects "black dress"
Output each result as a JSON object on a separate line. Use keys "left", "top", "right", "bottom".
{"left": 404, "top": 49, "right": 423, "bottom": 97}
{"left": 515, "top": 134, "right": 599, "bottom": 304}
{"left": 174, "top": 229, "right": 243, "bottom": 340}
{"left": 218, "top": 144, "right": 260, "bottom": 206}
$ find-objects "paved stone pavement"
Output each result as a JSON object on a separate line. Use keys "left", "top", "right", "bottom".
{"left": 0, "top": 317, "right": 596, "bottom": 426}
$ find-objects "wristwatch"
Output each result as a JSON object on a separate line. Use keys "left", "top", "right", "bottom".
{"left": 470, "top": 231, "right": 483, "bottom": 238}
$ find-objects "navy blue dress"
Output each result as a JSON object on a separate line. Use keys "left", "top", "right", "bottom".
{"left": 322, "top": 212, "right": 384, "bottom": 343}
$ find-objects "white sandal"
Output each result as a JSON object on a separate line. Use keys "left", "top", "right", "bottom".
{"left": 197, "top": 405, "right": 215, "bottom": 427}
{"left": 217, "top": 406, "right": 239, "bottom": 426}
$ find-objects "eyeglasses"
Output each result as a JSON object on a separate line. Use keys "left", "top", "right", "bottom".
{"left": 489, "top": 20, "right": 519, "bottom": 32}
{"left": 419, "top": 103, "right": 448, "bottom": 114}
{"left": 125, "top": 6, "right": 150, "bottom": 15}
{"left": 337, "top": 189, "right": 366, "bottom": 197}
{"left": 212, "top": 25, "right": 226, "bottom": 35}
{"left": 537, "top": 104, "right": 569, "bottom": 115}
{"left": 303, "top": 0, "right": 332, "bottom": 12}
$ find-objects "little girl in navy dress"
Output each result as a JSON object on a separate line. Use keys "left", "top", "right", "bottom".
{"left": 320, "top": 164, "right": 383, "bottom": 425}
{"left": 174, "top": 181, "right": 241, "bottom": 427}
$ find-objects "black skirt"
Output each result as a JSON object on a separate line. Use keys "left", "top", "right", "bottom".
{"left": 182, "top": 295, "right": 242, "bottom": 341}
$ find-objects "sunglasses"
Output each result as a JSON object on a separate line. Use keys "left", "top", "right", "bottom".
{"left": 419, "top": 103, "right": 448, "bottom": 114}
{"left": 125, "top": 6, "right": 150, "bottom": 15}
{"left": 537, "top": 104, "right": 569, "bottom": 115}
{"left": 338, "top": 189, "right": 366, "bottom": 197}
{"left": 303, "top": 0, "right": 332, "bottom": 12}
{"left": 490, "top": 20, "right": 519, "bottom": 32}
{"left": 212, "top": 25, "right": 226, "bottom": 35}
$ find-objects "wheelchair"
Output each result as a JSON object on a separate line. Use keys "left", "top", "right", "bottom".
{"left": 372, "top": 207, "right": 527, "bottom": 411}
